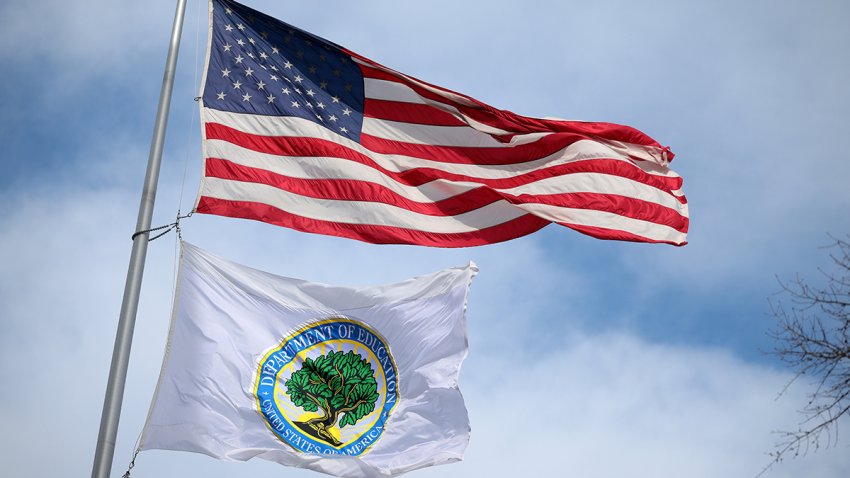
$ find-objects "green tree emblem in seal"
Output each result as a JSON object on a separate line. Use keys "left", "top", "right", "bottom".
{"left": 285, "top": 349, "right": 380, "bottom": 446}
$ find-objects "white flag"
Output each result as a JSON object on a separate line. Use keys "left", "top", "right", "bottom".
{"left": 140, "top": 242, "right": 477, "bottom": 477}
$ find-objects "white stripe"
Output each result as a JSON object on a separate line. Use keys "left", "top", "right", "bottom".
{"left": 354, "top": 57, "right": 477, "bottom": 107}
{"left": 206, "top": 139, "right": 688, "bottom": 215}
{"left": 201, "top": 176, "right": 684, "bottom": 242}
{"left": 364, "top": 78, "right": 675, "bottom": 171}
{"left": 207, "top": 139, "right": 475, "bottom": 201}
{"left": 500, "top": 172, "right": 688, "bottom": 213}
{"left": 600, "top": 139, "right": 672, "bottom": 168}
{"left": 363, "top": 78, "right": 430, "bottom": 104}
{"left": 201, "top": 177, "right": 527, "bottom": 233}
{"left": 362, "top": 77, "right": 675, "bottom": 169}
{"left": 364, "top": 78, "right": 513, "bottom": 136}
{"left": 362, "top": 117, "right": 550, "bottom": 148}
{"left": 517, "top": 202, "right": 687, "bottom": 244}
{"left": 204, "top": 109, "right": 681, "bottom": 183}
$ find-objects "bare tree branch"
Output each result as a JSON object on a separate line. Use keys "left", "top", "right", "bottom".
{"left": 758, "top": 235, "right": 850, "bottom": 476}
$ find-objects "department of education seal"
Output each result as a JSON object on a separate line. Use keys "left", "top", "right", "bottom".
{"left": 254, "top": 317, "right": 399, "bottom": 456}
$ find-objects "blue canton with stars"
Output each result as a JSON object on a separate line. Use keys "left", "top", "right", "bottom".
{"left": 204, "top": 0, "right": 365, "bottom": 141}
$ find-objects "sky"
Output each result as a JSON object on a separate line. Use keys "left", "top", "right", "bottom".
{"left": 1, "top": 0, "right": 849, "bottom": 476}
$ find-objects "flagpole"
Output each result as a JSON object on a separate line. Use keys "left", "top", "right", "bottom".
{"left": 91, "top": 0, "right": 189, "bottom": 477}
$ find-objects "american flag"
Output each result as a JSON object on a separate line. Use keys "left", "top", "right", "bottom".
{"left": 195, "top": 0, "right": 689, "bottom": 247}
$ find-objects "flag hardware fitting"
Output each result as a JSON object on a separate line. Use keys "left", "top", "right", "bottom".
{"left": 131, "top": 211, "right": 193, "bottom": 242}
{"left": 121, "top": 449, "right": 139, "bottom": 478}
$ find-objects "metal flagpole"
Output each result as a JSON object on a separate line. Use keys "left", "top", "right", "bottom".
{"left": 91, "top": 0, "right": 189, "bottom": 476}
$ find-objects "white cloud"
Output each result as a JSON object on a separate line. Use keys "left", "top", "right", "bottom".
{"left": 1, "top": 161, "right": 847, "bottom": 477}
{"left": 0, "top": 1, "right": 170, "bottom": 67}
{"left": 454, "top": 332, "right": 850, "bottom": 478}
{"left": 3, "top": 0, "right": 849, "bottom": 477}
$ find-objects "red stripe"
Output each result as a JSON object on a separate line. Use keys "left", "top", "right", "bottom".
{"left": 359, "top": 130, "right": 589, "bottom": 165}
{"left": 205, "top": 122, "right": 684, "bottom": 195}
{"left": 205, "top": 157, "right": 502, "bottom": 216}
{"left": 205, "top": 157, "right": 688, "bottom": 231}
{"left": 358, "top": 61, "right": 670, "bottom": 157}
{"left": 560, "top": 223, "right": 688, "bottom": 246}
{"left": 195, "top": 196, "right": 550, "bottom": 247}
{"left": 364, "top": 98, "right": 466, "bottom": 126}
{"left": 526, "top": 192, "right": 688, "bottom": 232}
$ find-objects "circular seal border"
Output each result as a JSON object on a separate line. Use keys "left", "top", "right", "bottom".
{"left": 254, "top": 317, "right": 399, "bottom": 456}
